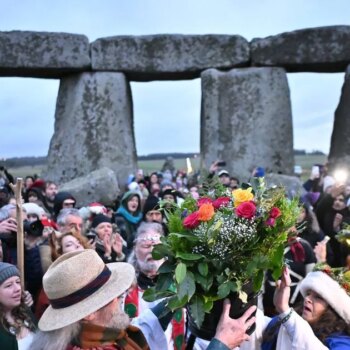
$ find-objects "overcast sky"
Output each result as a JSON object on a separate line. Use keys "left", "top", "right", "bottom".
{"left": 0, "top": 0, "right": 349, "bottom": 158}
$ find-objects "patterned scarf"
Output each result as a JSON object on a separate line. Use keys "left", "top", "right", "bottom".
{"left": 66, "top": 322, "right": 149, "bottom": 350}
{"left": 125, "top": 285, "right": 185, "bottom": 350}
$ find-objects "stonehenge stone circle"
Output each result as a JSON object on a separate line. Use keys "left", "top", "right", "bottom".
{"left": 251, "top": 26, "right": 350, "bottom": 73}
{"left": 0, "top": 31, "right": 90, "bottom": 78}
{"left": 200, "top": 67, "right": 294, "bottom": 180}
{"left": 43, "top": 72, "right": 136, "bottom": 186}
{"left": 91, "top": 34, "right": 250, "bottom": 81}
{"left": 0, "top": 25, "right": 349, "bottom": 186}
{"left": 329, "top": 64, "right": 350, "bottom": 171}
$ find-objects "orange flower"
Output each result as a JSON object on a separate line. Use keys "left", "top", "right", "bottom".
{"left": 232, "top": 188, "right": 254, "bottom": 207}
{"left": 198, "top": 203, "right": 215, "bottom": 221}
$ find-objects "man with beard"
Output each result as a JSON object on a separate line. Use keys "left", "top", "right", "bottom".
{"left": 125, "top": 222, "right": 184, "bottom": 349}
{"left": 29, "top": 248, "right": 256, "bottom": 350}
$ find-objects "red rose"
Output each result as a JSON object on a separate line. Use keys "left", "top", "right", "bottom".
{"left": 270, "top": 207, "right": 281, "bottom": 219}
{"left": 197, "top": 197, "right": 213, "bottom": 207}
{"left": 212, "top": 197, "right": 231, "bottom": 209}
{"left": 183, "top": 211, "right": 200, "bottom": 229}
{"left": 235, "top": 201, "right": 256, "bottom": 219}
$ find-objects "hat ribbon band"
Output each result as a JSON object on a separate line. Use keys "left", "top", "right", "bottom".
{"left": 49, "top": 266, "right": 112, "bottom": 309}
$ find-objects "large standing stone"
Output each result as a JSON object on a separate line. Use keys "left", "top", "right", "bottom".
{"left": 251, "top": 26, "right": 350, "bottom": 72}
{"left": 91, "top": 34, "right": 250, "bottom": 81}
{"left": 43, "top": 72, "right": 137, "bottom": 186}
{"left": 200, "top": 67, "right": 294, "bottom": 181}
{"left": 328, "top": 65, "right": 350, "bottom": 172}
{"left": 59, "top": 167, "right": 120, "bottom": 207}
{"left": 0, "top": 31, "right": 90, "bottom": 77}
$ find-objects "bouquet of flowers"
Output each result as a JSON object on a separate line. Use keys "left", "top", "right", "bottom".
{"left": 143, "top": 177, "right": 300, "bottom": 327}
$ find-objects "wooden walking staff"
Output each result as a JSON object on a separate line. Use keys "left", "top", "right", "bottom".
{"left": 9, "top": 178, "right": 25, "bottom": 288}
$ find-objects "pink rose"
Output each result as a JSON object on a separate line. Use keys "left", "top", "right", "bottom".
{"left": 235, "top": 201, "right": 256, "bottom": 219}
{"left": 270, "top": 207, "right": 281, "bottom": 219}
{"left": 265, "top": 218, "right": 276, "bottom": 226}
{"left": 212, "top": 197, "right": 231, "bottom": 209}
{"left": 183, "top": 211, "right": 200, "bottom": 229}
{"left": 197, "top": 197, "right": 213, "bottom": 207}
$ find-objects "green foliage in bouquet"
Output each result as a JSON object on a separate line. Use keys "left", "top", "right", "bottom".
{"left": 143, "top": 177, "right": 300, "bottom": 327}
{"left": 336, "top": 224, "right": 350, "bottom": 246}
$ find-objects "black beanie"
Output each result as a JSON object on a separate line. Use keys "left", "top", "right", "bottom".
{"left": 91, "top": 214, "right": 111, "bottom": 229}
{"left": 143, "top": 195, "right": 160, "bottom": 216}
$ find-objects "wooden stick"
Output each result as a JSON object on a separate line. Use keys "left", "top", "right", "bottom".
{"left": 9, "top": 179, "right": 25, "bottom": 288}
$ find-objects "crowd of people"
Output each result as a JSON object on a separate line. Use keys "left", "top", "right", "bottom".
{"left": 0, "top": 159, "right": 349, "bottom": 349}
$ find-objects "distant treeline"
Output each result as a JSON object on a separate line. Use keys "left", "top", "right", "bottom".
{"left": 2, "top": 150, "right": 325, "bottom": 168}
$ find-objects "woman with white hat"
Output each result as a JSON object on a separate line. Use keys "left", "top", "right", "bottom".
{"left": 240, "top": 265, "right": 350, "bottom": 349}
{"left": 0, "top": 262, "right": 36, "bottom": 350}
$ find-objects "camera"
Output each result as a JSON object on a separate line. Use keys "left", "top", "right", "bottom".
{"left": 24, "top": 219, "right": 44, "bottom": 237}
{"left": 217, "top": 161, "right": 226, "bottom": 167}
{"left": 86, "top": 230, "right": 97, "bottom": 242}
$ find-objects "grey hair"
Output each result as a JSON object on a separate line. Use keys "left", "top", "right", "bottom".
{"left": 135, "top": 222, "right": 164, "bottom": 240}
{"left": 128, "top": 222, "right": 164, "bottom": 271}
{"left": 56, "top": 208, "right": 82, "bottom": 226}
{"left": 0, "top": 204, "right": 16, "bottom": 221}
{"left": 29, "top": 322, "right": 81, "bottom": 350}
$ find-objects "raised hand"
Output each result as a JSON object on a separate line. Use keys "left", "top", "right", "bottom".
{"left": 214, "top": 299, "right": 256, "bottom": 349}
{"left": 274, "top": 266, "right": 292, "bottom": 313}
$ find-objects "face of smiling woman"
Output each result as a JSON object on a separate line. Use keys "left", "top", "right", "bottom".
{"left": 302, "top": 289, "right": 328, "bottom": 324}
{"left": 0, "top": 276, "right": 22, "bottom": 311}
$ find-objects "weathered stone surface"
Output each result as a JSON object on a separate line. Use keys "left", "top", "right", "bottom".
{"left": 0, "top": 31, "right": 90, "bottom": 77}
{"left": 200, "top": 67, "right": 294, "bottom": 181}
{"left": 265, "top": 174, "right": 305, "bottom": 199}
{"left": 251, "top": 26, "right": 350, "bottom": 72}
{"left": 43, "top": 72, "right": 137, "bottom": 186}
{"left": 59, "top": 167, "right": 120, "bottom": 207}
{"left": 91, "top": 34, "right": 250, "bottom": 81}
{"left": 328, "top": 65, "right": 350, "bottom": 172}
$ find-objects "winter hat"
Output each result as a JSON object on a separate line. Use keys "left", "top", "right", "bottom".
{"left": 160, "top": 188, "right": 178, "bottom": 202}
{"left": 300, "top": 263, "right": 350, "bottom": 324}
{"left": 143, "top": 195, "right": 161, "bottom": 216}
{"left": 23, "top": 202, "right": 45, "bottom": 219}
{"left": 0, "top": 262, "right": 20, "bottom": 285}
{"left": 53, "top": 192, "right": 76, "bottom": 218}
{"left": 91, "top": 214, "right": 111, "bottom": 229}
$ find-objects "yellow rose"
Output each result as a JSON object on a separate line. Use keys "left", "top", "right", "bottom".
{"left": 232, "top": 188, "right": 254, "bottom": 207}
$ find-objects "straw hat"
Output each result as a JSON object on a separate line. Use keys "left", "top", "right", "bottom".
{"left": 39, "top": 249, "right": 135, "bottom": 331}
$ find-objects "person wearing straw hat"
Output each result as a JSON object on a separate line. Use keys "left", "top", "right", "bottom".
{"left": 29, "top": 249, "right": 256, "bottom": 350}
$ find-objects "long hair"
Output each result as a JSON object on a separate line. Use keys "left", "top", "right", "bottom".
{"left": 310, "top": 306, "right": 350, "bottom": 343}
{"left": 29, "top": 322, "right": 81, "bottom": 350}
{"left": 49, "top": 229, "right": 91, "bottom": 261}
{"left": 0, "top": 293, "right": 36, "bottom": 334}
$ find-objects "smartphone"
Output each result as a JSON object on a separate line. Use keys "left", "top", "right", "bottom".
{"left": 217, "top": 161, "right": 226, "bottom": 167}
{"left": 311, "top": 165, "right": 320, "bottom": 178}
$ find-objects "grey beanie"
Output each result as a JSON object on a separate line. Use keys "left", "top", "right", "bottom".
{"left": 0, "top": 262, "right": 20, "bottom": 285}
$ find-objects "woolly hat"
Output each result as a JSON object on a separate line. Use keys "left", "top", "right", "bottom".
{"left": 160, "top": 188, "right": 178, "bottom": 202}
{"left": 0, "top": 262, "right": 20, "bottom": 285}
{"left": 143, "top": 195, "right": 161, "bottom": 216}
{"left": 91, "top": 214, "right": 111, "bottom": 229}
{"left": 300, "top": 263, "right": 350, "bottom": 324}
{"left": 23, "top": 202, "right": 45, "bottom": 219}
{"left": 53, "top": 192, "right": 76, "bottom": 218}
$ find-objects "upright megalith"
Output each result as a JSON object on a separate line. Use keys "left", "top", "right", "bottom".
{"left": 251, "top": 26, "right": 350, "bottom": 73}
{"left": 0, "top": 31, "right": 91, "bottom": 78}
{"left": 329, "top": 65, "right": 350, "bottom": 172}
{"left": 43, "top": 72, "right": 137, "bottom": 186}
{"left": 91, "top": 34, "right": 250, "bottom": 81}
{"left": 200, "top": 67, "right": 294, "bottom": 180}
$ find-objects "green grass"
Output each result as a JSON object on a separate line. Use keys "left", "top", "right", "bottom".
{"left": 6, "top": 155, "right": 327, "bottom": 181}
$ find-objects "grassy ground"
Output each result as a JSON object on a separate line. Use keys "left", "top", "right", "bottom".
{"left": 6, "top": 155, "right": 327, "bottom": 181}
